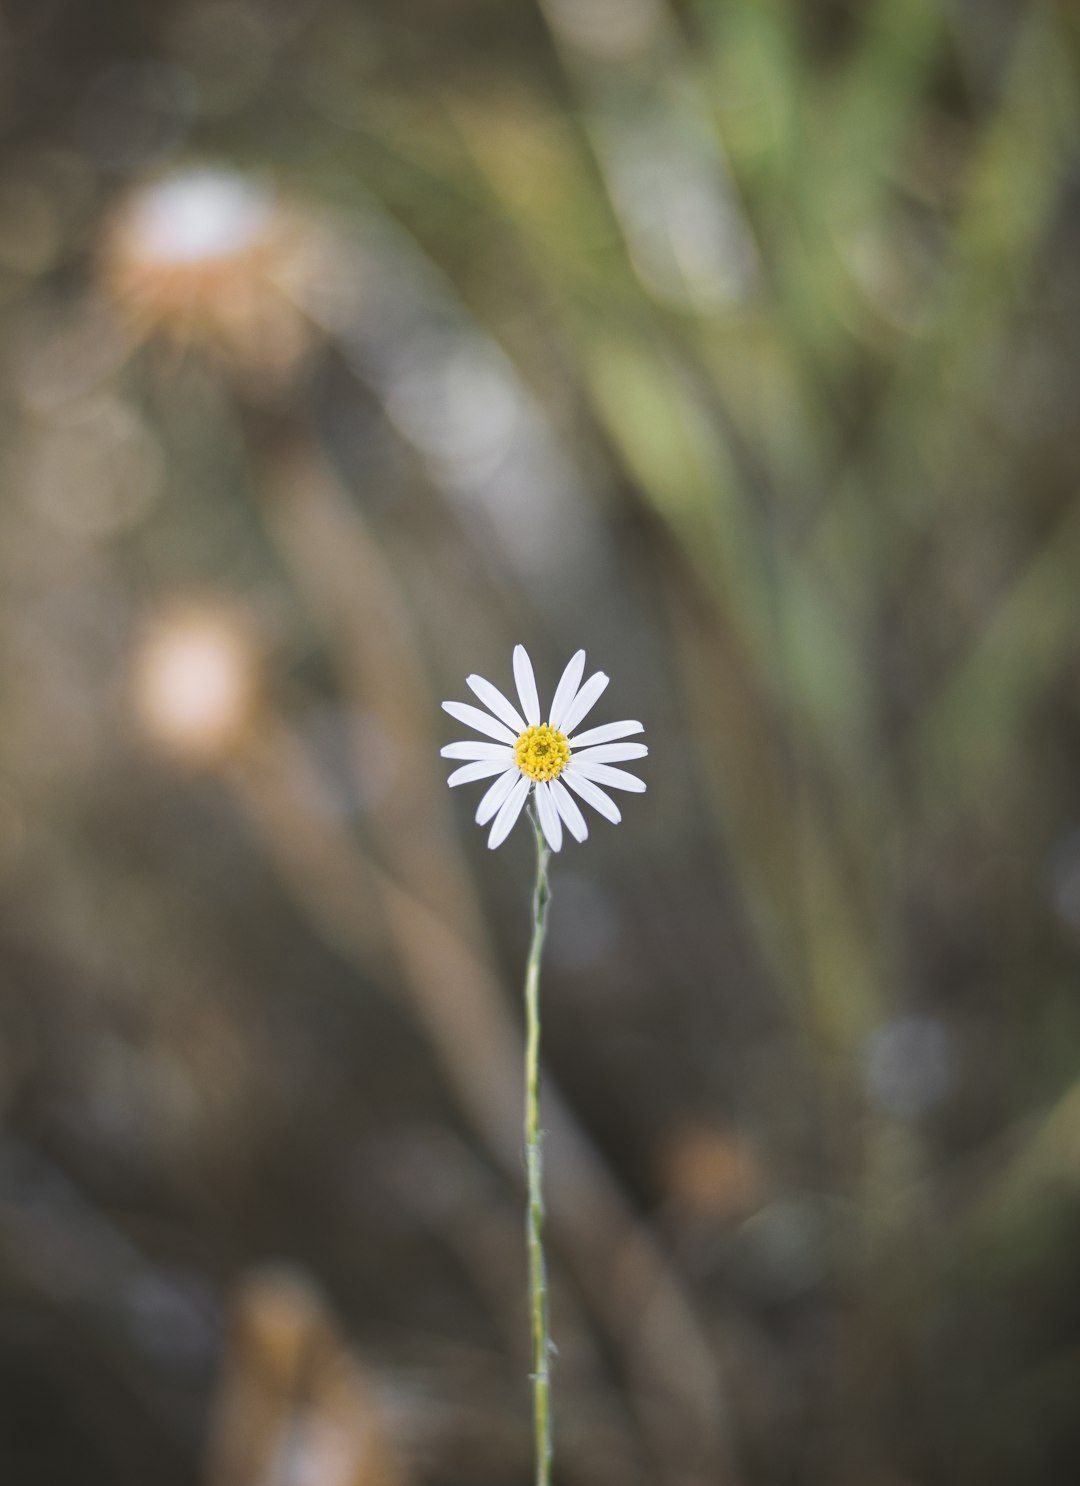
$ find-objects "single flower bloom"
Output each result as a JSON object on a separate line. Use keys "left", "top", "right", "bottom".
{"left": 441, "top": 645, "right": 647, "bottom": 850}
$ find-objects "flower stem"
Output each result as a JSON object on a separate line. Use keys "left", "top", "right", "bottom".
{"left": 524, "top": 807, "right": 553, "bottom": 1486}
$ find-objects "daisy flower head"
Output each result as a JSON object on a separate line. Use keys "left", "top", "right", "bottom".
{"left": 441, "top": 646, "right": 647, "bottom": 851}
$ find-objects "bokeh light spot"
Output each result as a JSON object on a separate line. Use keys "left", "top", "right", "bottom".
{"left": 133, "top": 607, "right": 258, "bottom": 762}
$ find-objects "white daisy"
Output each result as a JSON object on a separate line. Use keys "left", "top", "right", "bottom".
{"left": 441, "top": 645, "right": 647, "bottom": 851}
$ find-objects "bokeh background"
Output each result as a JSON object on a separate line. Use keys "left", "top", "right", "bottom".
{"left": 2, "top": 1, "right": 1080, "bottom": 1483}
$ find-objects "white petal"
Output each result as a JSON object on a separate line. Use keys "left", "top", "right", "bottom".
{"left": 571, "top": 759, "right": 646, "bottom": 792}
{"left": 557, "top": 671, "right": 609, "bottom": 737}
{"left": 563, "top": 766, "right": 621, "bottom": 824}
{"left": 571, "top": 741, "right": 648, "bottom": 764}
{"left": 477, "top": 767, "right": 521, "bottom": 824}
{"left": 441, "top": 741, "right": 515, "bottom": 760}
{"left": 466, "top": 674, "right": 525, "bottom": 733}
{"left": 441, "top": 700, "right": 517, "bottom": 744}
{"left": 513, "top": 645, "right": 541, "bottom": 727}
{"left": 549, "top": 778, "right": 588, "bottom": 842}
{"left": 535, "top": 782, "right": 563, "bottom": 852}
{"left": 568, "top": 719, "right": 643, "bottom": 748}
{"left": 447, "top": 758, "right": 514, "bottom": 786}
{"left": 488, "top": 774, "right": 530, "bottom": 848}
{"left": 548, "top": 650, "right": 586, "bottom": 731}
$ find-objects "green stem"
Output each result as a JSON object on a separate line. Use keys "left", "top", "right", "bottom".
{"left": 524, "top": 807, "right": 553, "bottom": 1486}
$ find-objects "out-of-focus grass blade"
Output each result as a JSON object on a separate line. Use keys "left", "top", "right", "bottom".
{"left": 917, "top": 495, "right": 1080, "bottom": 803}
{"left": 811, "top": 6, "right": 1078, "bottom": 575}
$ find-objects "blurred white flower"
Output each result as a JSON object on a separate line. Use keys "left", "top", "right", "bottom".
{"left": 441, "top": 645, "right": 647, "bottom": 851}
{"left": 102, "top": 166, "right": 317, "bottom": 374}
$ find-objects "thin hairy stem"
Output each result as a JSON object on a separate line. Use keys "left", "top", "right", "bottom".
{"left": 524, "top": 807, "right": 553, "bottom": 1486}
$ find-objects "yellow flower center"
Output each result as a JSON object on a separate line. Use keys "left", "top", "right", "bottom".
{"left": 514, "top": 723, "right": 571, "bottom": 783}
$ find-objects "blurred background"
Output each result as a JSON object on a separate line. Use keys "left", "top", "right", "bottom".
{"left": 2, "top": 0, "right": 1080, "bottom": 1482}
